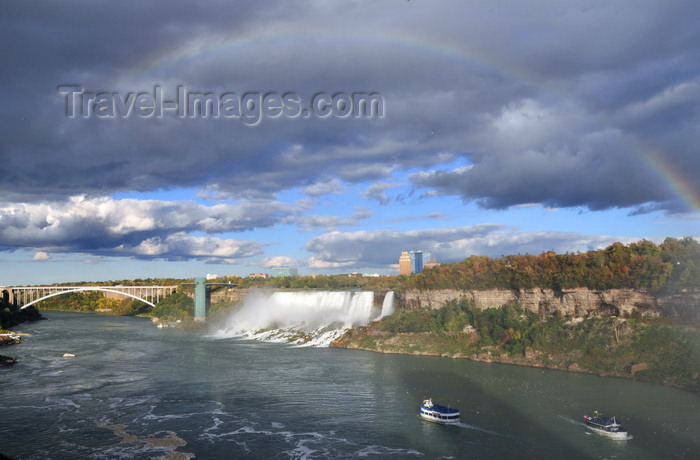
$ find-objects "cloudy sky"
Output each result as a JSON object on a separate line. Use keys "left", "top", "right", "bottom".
{"left": 1, "top": 0, "right": 699, "bottom": 285}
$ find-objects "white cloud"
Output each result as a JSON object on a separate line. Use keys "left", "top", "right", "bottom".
{"left": 120, "top": 233, "right": 264, "bottom": 260}
{"left": 364, "top": 181, "right": 401, "bottom": 205}
{"left": 303, "top": 178, "right": 343, "bottom": 197}
{"left": 293, "top": 208, "right": 372, "bottom": 231}
{"left": 33, "top": 251, "right": 50, "bottom": 261}
{"left": 0, "top": 196, "right": 283, "bottom": 261}
{"left": 260, "top": 256, "right": 298, "bottom": 268}
{"left": 307, "top": 257, "right": 354, "bottom": 269}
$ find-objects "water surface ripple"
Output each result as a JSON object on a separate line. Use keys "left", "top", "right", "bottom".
{"left": 1, "top": 311, "right": 697, "bottom": 459}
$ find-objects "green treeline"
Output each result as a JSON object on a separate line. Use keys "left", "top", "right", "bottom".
{"left": 150, "top": 292, "right": 194, "bottom": 320}
{"left": 35, "top": 291, "right": 149, "bottom": 315}
{"left": 47, "top": 278, "right": 185, "bottom": 287}
{"left": 380, "top": 300, "right": 534, "bottom": 355}
{"left": 217, "top": 274, "right": 400, "bottom": 291}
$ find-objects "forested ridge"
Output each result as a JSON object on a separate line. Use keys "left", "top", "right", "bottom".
{"left": 219, "top": 237, "right": 699, "bottom": 293}
{"left": 403, "top": 237, "right": 699, "bottom": 292}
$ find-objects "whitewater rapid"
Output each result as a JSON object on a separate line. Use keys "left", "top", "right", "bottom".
{"left": 215, "top": 290, "right": 394, "bottom": 346}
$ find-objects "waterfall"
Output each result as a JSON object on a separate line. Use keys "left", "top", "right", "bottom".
{"left": 215, "top": 291, "right": 381, "bottom": 346}
{"left": 379, "top": 291, "right": 395, "bottom": 319}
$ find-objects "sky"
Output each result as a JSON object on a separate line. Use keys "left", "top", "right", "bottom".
{"left": 1, "top": 0, "right": 699, "bottom": 285}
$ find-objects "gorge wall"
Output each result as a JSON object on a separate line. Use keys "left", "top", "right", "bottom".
{"left": 204, "top": 286, "right": 699, "bottom": 322}
{"left": 395, "top": 288, "right": 700, "bottom": 321}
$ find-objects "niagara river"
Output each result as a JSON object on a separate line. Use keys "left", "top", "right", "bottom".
{"left": 1, "top": 306, "right": 697, "bottom": 459}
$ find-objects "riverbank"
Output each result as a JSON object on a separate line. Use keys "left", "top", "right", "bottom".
{"left": 1, "top": 331, "right": 20, "bottom": 365}
{"left": 1, "top": 304, "right": 44, "bottom": 365}
{"left": 331, "top": 310, "right": 700, "bottom": 394}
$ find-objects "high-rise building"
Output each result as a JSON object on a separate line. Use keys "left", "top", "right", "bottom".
{"left": 408, "top": 251, "right": 424, "bottom": 274}
{"left": 399, "top": 251, "right": 411, "bottom": 275}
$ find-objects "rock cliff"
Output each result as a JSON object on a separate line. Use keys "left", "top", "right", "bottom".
{"left": 395, "top": 288, "right": 700, "bottom": 320}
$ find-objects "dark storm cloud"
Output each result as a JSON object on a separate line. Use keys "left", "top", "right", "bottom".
{"left": 1, "top": 1, "right": 698, "bottom": 236}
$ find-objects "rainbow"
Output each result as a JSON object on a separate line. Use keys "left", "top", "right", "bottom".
{"left": 111, "top": 29, "right": 699, "bottom": 218}
{"left": 111, "top": 28, "right": 515, "bottom": 88}
{"left": 638, "top": 145, "right": 700, "bottom": 216}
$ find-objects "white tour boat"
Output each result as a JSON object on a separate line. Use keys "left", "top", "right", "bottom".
{"left": 583, "top": 411, "right": 629, "bottom": 440}
{"left": 419, "top": 398, "right": 460, "bottom": 424}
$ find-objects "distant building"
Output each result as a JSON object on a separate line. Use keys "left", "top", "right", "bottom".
{"left": 248, "top": 273, "right": 270, "bottom": 279}
{"left": 408, "top": 251, "right": 424, "bottom": 274}
{"left": 271, "top": 266, "right": 298, "bottom": 277}
{"left": 206, "top": 274, "right": 219, "bottom": 280}
{"left": 424, "top": 258, "right": 441, "bottom": 270}
{"left": 399, "top": 251, "right": 411, "bottom": 275}
{"left": 399, "top": 250, "right": 433, "bottom": 274}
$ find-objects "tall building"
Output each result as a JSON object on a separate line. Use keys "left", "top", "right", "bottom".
{"left": 408, "top": 251, "right": 424, "bottom": 274}
{"left": 399, "top": 251, "right": 411, "bottom": 275}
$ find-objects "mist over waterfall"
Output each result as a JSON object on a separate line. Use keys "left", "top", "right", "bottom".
{"left": 215, "top": 291, "right": 394, "bottom": 346}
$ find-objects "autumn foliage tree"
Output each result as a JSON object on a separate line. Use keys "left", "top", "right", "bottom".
{"left": 407, "top": 237, "right": 699, "bottom": 293}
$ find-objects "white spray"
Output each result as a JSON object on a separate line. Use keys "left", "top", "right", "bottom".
{"left": 379, "top": 291, "right": 395, "bottom": 319}
{"left": 215, "top": 290, "right": 394, "bottom": 346}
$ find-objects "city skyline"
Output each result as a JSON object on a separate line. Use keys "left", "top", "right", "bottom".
{"left": 1, "top": 1, "right": 699, "bottom": 285}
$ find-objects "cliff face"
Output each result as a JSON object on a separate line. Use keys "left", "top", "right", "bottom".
{"left": 203, "top": 287, "right": 698, "bottom": 321}
{"left": 209, "top": 288, "right": 248, "bottom": 305}
{"left": 395, "top": 288, "right": 700, "bottom": 320}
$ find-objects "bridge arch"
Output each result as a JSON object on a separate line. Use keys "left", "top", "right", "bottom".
{"left": 19, "top": 288, "right": 159, "bottom": 309}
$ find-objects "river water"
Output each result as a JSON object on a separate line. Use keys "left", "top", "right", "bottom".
{"left": 1, "top": 311, "right": 698, "bottom": 459}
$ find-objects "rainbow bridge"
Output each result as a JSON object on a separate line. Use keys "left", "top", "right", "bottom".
{"left": 2, "top": 285, "right": 178, "bottom": 310}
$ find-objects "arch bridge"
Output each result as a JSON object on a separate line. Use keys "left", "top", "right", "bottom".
{"left": 2, "top": 285, "right": 178, "bottom": 309}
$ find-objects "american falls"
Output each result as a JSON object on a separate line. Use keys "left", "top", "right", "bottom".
{"left": 215, "top": 290, "right": 394, "bottom": 346}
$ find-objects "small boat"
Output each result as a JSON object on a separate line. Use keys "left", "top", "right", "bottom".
{"left": 583, "top": 411, "right": 629, "bottom": 440}
{"left": 419, "top": 398, "right": 460, "bottom": 424}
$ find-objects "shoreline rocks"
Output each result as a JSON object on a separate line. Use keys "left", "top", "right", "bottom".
{"left": 1, "top": 354, "right": 17, "bottom": 366}
{"left": 1, "top": 304, "right": 45, "bottom": 368}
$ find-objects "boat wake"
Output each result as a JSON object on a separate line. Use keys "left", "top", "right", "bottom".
{"left": 455, "top": 422, "right": 504, "bottom": 436}
{"left": 418, "top": 416, "right": 503, "bottom": 437}
{"left": 559, "top": 415, "right": 588, "bottom": 428}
